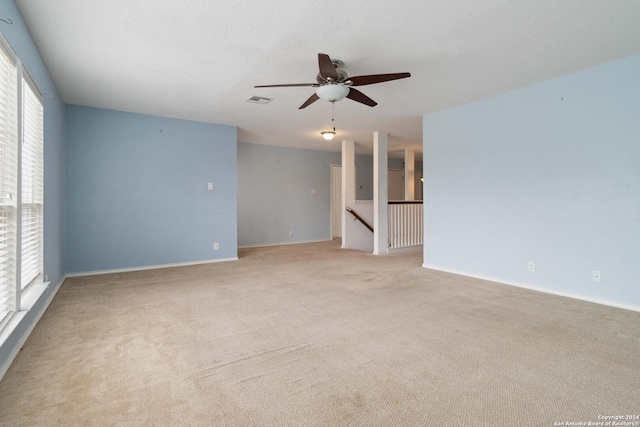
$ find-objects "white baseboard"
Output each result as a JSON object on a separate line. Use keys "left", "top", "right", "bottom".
{"left": 239, "top": 238, "right": 333, "bottom": 249}
{"left": 422, "top": 264, "right": 640, "bottom": 313}
{"left": 0, "top": 275, "right": 66, "bottom": 382}
{"left": 66, "top": 257, "right": 239, "bottom": 278}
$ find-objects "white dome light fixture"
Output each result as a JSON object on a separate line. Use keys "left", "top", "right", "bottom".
{"left": 316, "top": 84, "right": 350, "bottom": 102}
{"left": 321, "top": 130, "right": 336, "bottom": 140}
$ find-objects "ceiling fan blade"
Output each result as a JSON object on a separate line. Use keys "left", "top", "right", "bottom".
{"left": 254, "top": 83, "right": 318, "bottom": 88}
{"left": 318, "top": 53, "right": 339, "bottom": 81}
{"left": 349, "top": 72, "right": 411, "bottom": 86}
{"left": 347, "top": 88, "right": 377, "bottom": 107}
{"left": 299, "top": 93, "right": 320, "bottom": 109}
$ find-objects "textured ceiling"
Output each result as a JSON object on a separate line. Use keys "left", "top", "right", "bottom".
{"left": 14, "top": 0, "right": 640, "bottom": 155}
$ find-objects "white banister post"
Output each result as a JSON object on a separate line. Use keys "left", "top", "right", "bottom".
{"left": 404, "top": 149, "right": 415, "bottom": 201}
{"left": 373, "top": 132, "right": 388, "bottom": 255}
{"left": 341, "top": 140, "right": 355, "bottom": 249}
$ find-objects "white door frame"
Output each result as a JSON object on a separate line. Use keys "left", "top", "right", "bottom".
{"left": 330, "top": 164, "right": 342, "bottom": 238}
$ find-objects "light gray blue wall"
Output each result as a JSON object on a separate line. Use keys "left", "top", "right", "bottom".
{"left": 355, "top": 155, "right": 374, "bottom": 200}
{"left": 65, "top": 106, "right": 237, "bottom": 273}
{"left": 237, "top": 142, "right": 341, "bottom": 247}
{"left": 237, "top": 143, "right": 425, "bottom": 247}
{"left": 423, "top": 55, "right": 640, "bottom": 309}
{"left": 0, "top": 0, "right": 66, "bottom": 374}
{"left": 354, "top": 157, "right": 422, "bottom": 201}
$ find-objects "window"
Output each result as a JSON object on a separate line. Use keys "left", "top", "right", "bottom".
{"left": 20, "top": 72, "right": 44, "bottom": 290}
{"left": 0, "top": 34, "right": 44, "bottom": 327}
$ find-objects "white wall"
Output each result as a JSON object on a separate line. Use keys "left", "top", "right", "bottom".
{"left": 423, "top": 55, "right": 640, "bottom": 310}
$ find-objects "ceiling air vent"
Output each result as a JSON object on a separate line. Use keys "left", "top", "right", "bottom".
{"left": 246, "top": 96, "right": 273, "bottom": 105}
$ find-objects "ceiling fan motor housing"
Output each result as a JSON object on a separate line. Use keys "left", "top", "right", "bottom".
{"left": 316, "top": 67, "right": 350, "bottom": 85}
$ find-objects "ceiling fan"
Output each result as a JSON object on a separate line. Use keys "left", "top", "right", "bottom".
{"left": 254, "top": 53, "right": 411, "bottom": 109}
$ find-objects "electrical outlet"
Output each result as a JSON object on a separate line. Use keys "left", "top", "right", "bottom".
{"left": 207, "top": 182, "right": 213, "bottom": 191}
{"left": 592, "top": 270, "right": 601, "bottom": 282}
{"left": 527, "top": 261, "right": 535, "bottom": 272}
{"left": 213, "top": 243, "right": 219, "bottom": 251}
{"left": 289, "top": 230, "right": 294, "bottom": 237}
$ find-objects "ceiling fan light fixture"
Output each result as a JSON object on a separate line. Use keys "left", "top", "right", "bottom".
{"left": 316, "top": 84, "right": 349, "bottom": 102}
{"left": 321, "top": 130, "right": 336, "bottom": 141}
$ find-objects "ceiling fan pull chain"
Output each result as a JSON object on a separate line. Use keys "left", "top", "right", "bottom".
{"left": 332, "top": 101, "right": 336, "bottom": 133}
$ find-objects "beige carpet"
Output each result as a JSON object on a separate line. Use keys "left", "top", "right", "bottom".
{"left": 1, "top": 240, "right": 639, "bottom": 426}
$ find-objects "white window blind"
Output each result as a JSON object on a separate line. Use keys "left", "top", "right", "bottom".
{"left": 20, "top": 72, "right": 43, "bottom": 289}
{"left": 0, "top": 34, "right": 45, "bottom": 329}
{"left": 0, "top": 38, "right": 18, "bottom": 324}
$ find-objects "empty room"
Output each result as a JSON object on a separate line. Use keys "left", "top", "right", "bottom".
{"left": 0, "top": 1, "right": 639, "bottom": 425}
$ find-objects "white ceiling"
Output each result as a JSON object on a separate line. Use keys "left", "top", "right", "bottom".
{"left": 14, "top": 0, "right": 640, "bottom": 156}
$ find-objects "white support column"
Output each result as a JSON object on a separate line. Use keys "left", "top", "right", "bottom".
{"left": 373, "top": 132, "right": 388, "bottom": 255}
{"left": 341, "top": 140, "right": 355, "bottom": 249}
{"left": 404, "top": 149, "right": 415, "bottom": 201}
